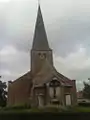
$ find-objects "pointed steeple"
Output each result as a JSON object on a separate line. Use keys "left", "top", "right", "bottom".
{"left": 32, "top": 4, "right": 50, "bottom": 50}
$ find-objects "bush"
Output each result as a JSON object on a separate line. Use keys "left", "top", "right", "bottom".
{"left": 1, "top": 104, "right": 31, "bottom": 111}
{"left": 78, "top": 102, "right": 90, "bottom": 107}
{"left": 29, "top": 108, "right": 43, "bottom": 112}
{"left": 42, "top": 107, "right": 60, "bottom": 112}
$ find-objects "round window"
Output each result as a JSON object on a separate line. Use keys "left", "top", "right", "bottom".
{"left": 39, "top": 53, "right": 46, "bottom": 59}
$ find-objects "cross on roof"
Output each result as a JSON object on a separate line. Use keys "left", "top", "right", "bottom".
{"left": 38, "top": 0, "right": 40, "bottom": 6}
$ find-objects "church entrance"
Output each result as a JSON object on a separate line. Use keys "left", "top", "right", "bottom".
{"left": 49, "top": 79, "right": 61, "bottom": 106}
{"left": 38, "top": 94, "right": 44, "bottom": 107}
{"left": 65, "top": 94, "right": 71, "bottom": 106}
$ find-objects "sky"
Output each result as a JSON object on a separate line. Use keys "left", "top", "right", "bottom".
{"left": 0, "top": 0, "right": 90, "bottom": 91}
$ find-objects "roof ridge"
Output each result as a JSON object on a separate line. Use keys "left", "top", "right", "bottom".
{"left": 12, "top": 71, "right": 31, "bottom": 84}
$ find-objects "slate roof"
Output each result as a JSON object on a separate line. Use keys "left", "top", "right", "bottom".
{"left": 12, "top": 71, "right": 32, "bottom": 84}
{"left": 32, "top": 5, "right": 50, "bottom": 50}
{"left": 11, "top": 63, "right": 73, "bottom": 87}
{"left": 32, "top": 58, "right": 73, "bottom": 87}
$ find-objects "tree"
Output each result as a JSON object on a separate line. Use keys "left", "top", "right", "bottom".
{"left": 83, "top": 82, "right": 90, "bottom": 99}
{"left": 0, "top": 76, "right": 7, "bottom": 107}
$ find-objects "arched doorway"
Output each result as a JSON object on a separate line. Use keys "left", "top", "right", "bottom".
{"left": 38, "top": 94, "right": 44, "bottom": 107}
{"left": 49, "top": 78, "right": 61, "bottom": 105}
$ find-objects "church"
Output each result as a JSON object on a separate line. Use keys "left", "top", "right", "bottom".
{"left": 7, "top": 5, "right": 77, "bottom": 107}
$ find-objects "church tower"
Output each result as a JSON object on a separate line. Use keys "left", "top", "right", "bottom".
{"left": 31, "top": 5, "right": 53, "bottom": 75}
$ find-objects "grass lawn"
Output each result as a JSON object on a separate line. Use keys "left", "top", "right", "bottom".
{"left": 0, "top": 106, "right": 90, "bottom": 113}
{"left": 70, "top": 106, "right": 90, "bottom": 112}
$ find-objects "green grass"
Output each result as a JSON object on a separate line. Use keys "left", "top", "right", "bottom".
{"left": 71, "top": 106, "right": 90, "bottom": 112}
{"left": 0, "top": 106, "right": 66, "bottom": 113}
{"left": 0, "top": 106, "right": 90, "bottom": 113}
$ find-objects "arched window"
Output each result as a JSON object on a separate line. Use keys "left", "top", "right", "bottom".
{"left": 49, "top": 79, "right": 60, "bottom": 98}
{"left": 49, "top": 80, "right": 60, "bottom": 87}
{"left": 38, "top": 53, "right": 46, "bottom": 59}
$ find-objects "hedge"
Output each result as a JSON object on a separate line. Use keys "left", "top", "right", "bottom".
{"left": 78, "top": 102, "right": 90, "bottom": 107}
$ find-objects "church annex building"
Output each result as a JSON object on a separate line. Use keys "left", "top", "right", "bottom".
{"left": 7, "top": 5, "right": 77, "bottom": 107}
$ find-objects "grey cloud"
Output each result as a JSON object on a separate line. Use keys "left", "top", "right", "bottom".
{"left": 68, "top": 68, "right": 90, "bottom": 90}
{"left": 47, "top": 15, "right": 90, "bottom": 57}
{"left": 1, "top": 0, "right": 90, "bottom": 55}
{"left": 1, "top": 0, "right": 90, "bottom": 91}
{"left": 1, "top": 51, "right": 30, "bottom": 73}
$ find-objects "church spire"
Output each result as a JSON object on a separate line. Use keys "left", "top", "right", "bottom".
{"left": 38, "top": 0, "right": 40, "bottom": 6}
{"left": 32, "top": 4, "right": 50, "bottom": 50}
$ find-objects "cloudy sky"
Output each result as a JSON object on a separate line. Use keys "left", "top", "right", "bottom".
{"left": 0, "top": 0, "right": 90, "bottom": 91}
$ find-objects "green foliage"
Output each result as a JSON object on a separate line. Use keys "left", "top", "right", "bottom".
{"left": 70, "top": 106, "right": 90, "bottom": 112}
{"left": 78, "top": 102, "right": 90, "bottom": 107}
{"left": 2, "top": 104, "right": 31, "bottom": 111}
{"left": 1, "top": 105, "right": 90, "bottom": 113}
{"left": 83, "top": 82, "right": 90, "bottom": 99}
{"left": 40, "top": 107, "right": 61, "bottom": 112}
{"left": 29, "top": 108, "right": 43, "bottom": 112}
{"left": 0, "top": 80, "right": 7, "bottom": 107}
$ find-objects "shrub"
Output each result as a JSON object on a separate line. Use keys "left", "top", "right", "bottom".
{"left": 78, "top": 102, "right": 90, "bottom": 107}
{"left": 1, "top": 104, "right": 31, "bottom": 111}
{"left": 43, "top": 107, "right": 58, "bottom": 112}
